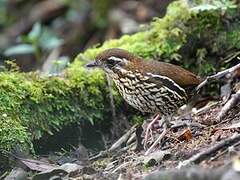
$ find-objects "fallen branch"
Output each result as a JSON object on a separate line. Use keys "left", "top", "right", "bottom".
{"left": 218, "top": 89, "right": 240, "bottom": 120}
{"left": 214, "top": 121, "right": 240, "bottom": 131}
{"left": 210, "top": 141, "right": 240, "bottom": 161}
{"left": 89, "top": 150, "right": 109, "bottom": 161}
{"left": 193, "top": 101, "right": 219, "bottom": 116}
{"left": 171, "top": 121, "right": 206, "bottom": 129}
{"left": 89, "top": 124, "right": 137, "bottom": 161}
{"left": 109, "top": 124, "right": 137, "bottom": 152}
{"left": 196, "top": 63, "right": 240, "bottom": 91}
{"left": 178, "top": 133, "right": 240, "bottom": 168}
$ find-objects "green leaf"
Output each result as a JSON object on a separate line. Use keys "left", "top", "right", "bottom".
{"left": 28, "top": 22, "right": 42, "bottom": 41}
{"left": 191, "top": 0, "right": 237, "bottom": 12}
{"left": 39, "top": 29, "right": 63, "bottom": 50}
{"left": 4, "top": 44, "right": 35, "bottom": 56}
{"left": 191, "top": 4, "right": 219, "bottom": 12}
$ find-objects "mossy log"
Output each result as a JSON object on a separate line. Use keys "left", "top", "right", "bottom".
{"left": 1, "top": 0, "right": 239, "bottom": 152}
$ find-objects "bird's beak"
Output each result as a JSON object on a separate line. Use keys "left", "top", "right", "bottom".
{"left": 85, "top": 60, "right": 99, "bottom": 68}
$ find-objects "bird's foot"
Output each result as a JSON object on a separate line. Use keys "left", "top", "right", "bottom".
{"left": 145, "top": 123, "right": 169, "bottom": 155}
{"left": 143, "top": 114, "right": 160, "bottom": 149}
{"left": 143, "top": 116, "right": 172, "bottom": 155}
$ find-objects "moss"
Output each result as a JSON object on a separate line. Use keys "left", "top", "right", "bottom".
{"left": 0, "top": 66, "right": 118, "bottom": 151}
{"left": 0, "top": 0, "right": 239, "bottom": 152}
{"left": 0, "top": 115, "right": 30, "bottom": 151}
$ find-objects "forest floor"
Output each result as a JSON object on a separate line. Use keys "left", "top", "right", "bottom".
{"left": 83, "top": 103, "right": 240, "bottom": 180}
{"left": 4, "top": 99, "right": 240, "bottom": 180}
{"left": 3, "top": 64, "right": 240, "bottom": 180}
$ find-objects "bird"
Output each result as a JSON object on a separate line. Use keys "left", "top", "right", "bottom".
{"left": 86, "top": 48, "right": 200, "bottom": 153}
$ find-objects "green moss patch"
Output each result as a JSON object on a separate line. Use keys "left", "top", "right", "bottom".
{"left": 0, "top": 66, "right": 119, "bottom": 151}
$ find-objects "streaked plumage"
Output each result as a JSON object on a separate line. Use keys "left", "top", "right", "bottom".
{"left": 87, "top": 48, "right": 200, "bottom": 115}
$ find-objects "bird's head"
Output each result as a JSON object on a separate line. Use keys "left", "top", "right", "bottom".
{"left": 86, "top": 48, "right": 135, "bottom": 74}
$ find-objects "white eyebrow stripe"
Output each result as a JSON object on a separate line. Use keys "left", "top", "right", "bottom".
{"left": 108, "top": 56, "right": 123, "bottom": 62}
{"left": 146, "top": 73, "right": 187, "bottom": 99}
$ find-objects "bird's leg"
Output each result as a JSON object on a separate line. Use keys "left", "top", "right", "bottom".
{"left": 145, "top": 116, "right": 172, "bottom": 155}
{"left": 144, "top": 114, "right": 160, "bottom": 149}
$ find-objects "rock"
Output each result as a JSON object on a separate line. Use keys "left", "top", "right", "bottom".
{"left": 143, "top": 150, "right": 171, "bottom": 167}
{"left": 4, "top": 168, "right": 28, "bottom": 180}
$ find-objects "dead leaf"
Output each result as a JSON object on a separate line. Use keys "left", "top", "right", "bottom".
{"left": 32, "top": 169, "right": 68, "bottom": 180}
{"left": 18, "top": 157, "right": 58, "bottom": 172}
{"left": 177, "top": 129, "right": 193, "bottom": 142}
{"left": 32, "top": 163, "right": 82, "bottom": 180}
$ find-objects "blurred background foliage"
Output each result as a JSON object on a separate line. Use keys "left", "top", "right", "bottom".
{"left": 0, "top": 0, "right": 172, "bottom": 73}
{"left": 0, "top": 0, "right": 237, "bottom": 75}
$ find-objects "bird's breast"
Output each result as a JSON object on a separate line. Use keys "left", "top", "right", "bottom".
{"left": 111, "top": 69, "right": 188, "bottom": 115}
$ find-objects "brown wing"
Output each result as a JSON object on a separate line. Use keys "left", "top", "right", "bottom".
{"left": 130, "top": 60, "right": 201, "bottom": 89}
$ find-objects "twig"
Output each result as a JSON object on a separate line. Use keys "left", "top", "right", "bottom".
{"left": 214, "top": 121, "right": 240, "bottom": 131}
{"left": 220, "top": 51, "right": 240, "bottom": 64}
{"left": 193, "top": 101, "right": 219, "bottom": 116}
{"left": 126, "top": 133, "right": 136, "bottom": 145}
{"left": 171, "top": 121, "right": 206, "bottom": 129}
{"left": 218, "top": 89, "right": 240, "bottom": 120}
{"left": 212, "top": 111, "right": 240, "bottom": 128}
{"left": 111, "top": 161, "right": 131, "bottom": 173}
{"left": 196, "top": 63, "right": 240, "bottom": 91}
{"left": 109, "top": 124, "right": 137, "bottom": 152}
{"left": 210, "top": 141, "right": 240, "bottom": 161}
{"left": 89, "top": 150, "right": 108, "bottom": 161}
{"left": 178, "top": 133, "right": 240, "bottom": 168}
{"left": 0, "top": 172, "right": 8, "bottom": 179}
{"left": 89, "top": 124, "right": 137, "bottom": 161}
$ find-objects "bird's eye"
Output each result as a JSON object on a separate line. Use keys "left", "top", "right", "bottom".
{"left": 107, "top": 56, "right": 122, "bottom": 66}
{"left": 107, "top": 59, "right": 116, "bottom": 65}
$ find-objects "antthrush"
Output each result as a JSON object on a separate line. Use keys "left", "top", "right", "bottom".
{"left": 86, "top": 48, "right": 200, "bottom": 152}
